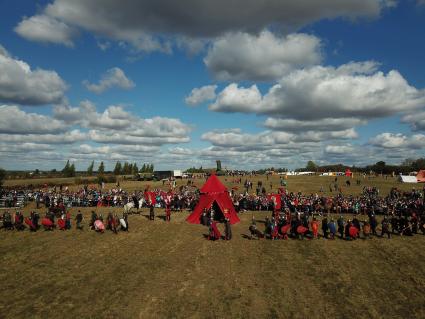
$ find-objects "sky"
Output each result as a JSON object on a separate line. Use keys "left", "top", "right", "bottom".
{"left": 0, "top": 0, "right": 425, "bottom": 171}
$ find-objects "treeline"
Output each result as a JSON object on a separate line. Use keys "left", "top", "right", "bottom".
{"left": 61, "top": 160, "right": 154, "bottom": 177}
{"left": 113, "top": 162, "right": 154, "bottom": 175}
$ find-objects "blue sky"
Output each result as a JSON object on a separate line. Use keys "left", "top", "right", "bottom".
{"left": 0, "top": 0, "right": 425, "bottom": 171}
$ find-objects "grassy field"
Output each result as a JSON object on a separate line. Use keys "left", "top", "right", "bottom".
{"left": 1, "top": 175, "right": 425, "bottom": 318}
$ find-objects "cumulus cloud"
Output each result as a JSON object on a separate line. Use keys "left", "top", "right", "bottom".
{"left": 205, "top": 31, "right": 322, "bottom": 81}
{"left": 0, "top": 129, "right": 87, "bottom": 144}
{"left": 210, "top": 62, "right": 425, "bottom": 119}
{"left": 16, "top": 0, "right": 389, "bottom": 51}
{"left": 0, "top": 46, "right": 67, "bottom": 105}
{"left": 83, "top": 67, "right": 135, "bottom": 94}
{"left": 325, "top": 144, "right": 356, "bottom": 154}
{"left": 0, "top": 105, "right": 66, "bottom": 134}
{"left": 369, "top": 133, "right": 425, "bottom": 149}
{"left": 54, "top": 100, "right": 192, "bottom": 145}
{"left": 14, "top": 14, "right": 77, "bottom": 47}
{"left": 263, "top": 117, "right": 366, "bottom": 132}
{"left": 185, "top": 85, "right": 217, "bottom": 106}
{"left": 401, "top": 111, "right": 425, "bottom": 131}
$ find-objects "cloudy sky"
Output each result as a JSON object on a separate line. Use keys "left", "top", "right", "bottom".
{"left": 1, "top": 0, "right": 425, "bottom": 171}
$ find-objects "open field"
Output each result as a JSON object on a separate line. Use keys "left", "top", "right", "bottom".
{"left": 1, "top": 175, "right": 425, "bottom": 318}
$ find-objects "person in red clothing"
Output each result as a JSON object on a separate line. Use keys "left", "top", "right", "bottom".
{"left": 165, "top": 205, "right": 171, "bottom": 222}
{"left": 311, "top": 217, "right": 319, "bottom": 239}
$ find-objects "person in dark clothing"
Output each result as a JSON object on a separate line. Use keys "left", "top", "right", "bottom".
{"left": 345, "top": 220, "right": 352, "bottom": 240}
{"left": 149, "top": 205, "right": 155, "bottom": 220}
{"left": 2, "top": 211, "right": 13, "bottom": 230}
{"left": 381, "top": 217, "right": 391, "bottom": 238}
{"left": 90, "top": 211, "right": 97, "bottom": 230}
{"left": 322, "top": 216, "right": 329, "bottom": 238}
{"left": 224, "top": 218, "right": 232, "bottom": 240}
{"left": 75, "top": 211, "right": 83, "bottom": 230}
{"left": 370, "top": 214, "right": 378, "bottom": 236}
{"left": 337, "top": 216, "right": 344, "bottom": 239}
{"left": 201, "top": 208, "right": 208, "bottom": 226}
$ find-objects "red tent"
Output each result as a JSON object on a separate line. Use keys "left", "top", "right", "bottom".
{"left": 345, "top": 169, "right": 352, "bottom": 177}
{"left": 186, "top": 174, "right": 240, "bottom": 225}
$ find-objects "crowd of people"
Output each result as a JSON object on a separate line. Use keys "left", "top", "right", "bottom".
{"left": 2, "top": 180, "right": 425, "bottom": 241}
{"left": 0, "top": 209, "right": 131, "bottom": 234}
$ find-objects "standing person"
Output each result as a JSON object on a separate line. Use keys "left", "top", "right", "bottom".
{"left": 224, "top": 218, "right": 232, "bottom": 240}
{"left": 122, "top": 212, "right": 129, "bottom": 231}
{"left": 165, "top": 205, "right": 171, "bottom": 222}
{"left": 311, "top": 217, "right": 319, "bottom": 239}
{"left": 75, "top": 211, "right": 83, "bottom": 230}
{"left": 381, "top": 217, "right": 391, "bottom": 239}
{"left": 149, "top": 204, "right": 155, "bottom": 221}
{"left": 65, "top": 211, "right": 71, "bottom": 230}
{"left": 328, "top": 219, "right": 337, "bottom": 239}
{"left": 322, "top": 216, "right": 329, "bottom": 239}
{"left": 370, "top": 214, "right": 378, "bottom": 236}
{"left": 337, "top": 216, "right": 345, "bottom": 239}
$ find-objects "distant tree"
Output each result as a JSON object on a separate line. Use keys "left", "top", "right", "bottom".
{"left": 34, "top": 169, "right": 40, "bottom": 175}
{"left": 98, "top": 161, "right": 105, "bottom": 175}
{"left": 150, "top": 164, "right": 154, "bottom": 172}
{"left": 113, "top": 161, "right": 122, "bottom": 175}
{"left": 306, "top": 161, "right": 317, "bottom": 172}
{"left": 87, "top": 161, "right": 94, "bottom": 176}
{"left": 0, "top": 167, "right": 5, "bottom": 189}
{"left": 122, "top": 162, "right": 129, "bottom": 174}
{"left": 62, "top": 160, "right": 71, "bottom": 175}
{"left": 141, "top": 163, "right": 146, "bottom": 173}
{"left": 132, "top": 163, "right": 139, "bottom": 175}
{"left": 69, "top": 163, "right": 76, "bottom": 177}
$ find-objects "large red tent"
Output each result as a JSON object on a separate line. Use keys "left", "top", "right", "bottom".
{"left": 186, "top": 174, "right": 240, "bottom": 225}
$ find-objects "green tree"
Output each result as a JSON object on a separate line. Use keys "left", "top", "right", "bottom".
{"left": 0, "top": 168, "right": 6, "bottom": 189}
{"left": 98, "top": 161, "right": 105, "bottom": 175}
{"left": 122, "top": 162, "right": 129, "bottom": 174}
{"left": 69, "top": 163, "right": 76, "bottom": 177}
{"left": 113, "top": 161, "right": 122, "bottom": 175}
{"left": 306, "top": 161, "right": 317, "bottom": 172}
{"left": 87, "top": 161, "right": 94, "bottom": 176}
{"left": 132, "top": 163, "right": 139, "bottom": 175}
{"left": 141, "top": 163, "right": 146, "bottom": 173}
{"left": 62, "top": 160, "right": 70, "bottom": 175}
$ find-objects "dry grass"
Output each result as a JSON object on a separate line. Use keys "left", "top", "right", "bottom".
{"left": 1, "top": 175, "right": 425, "bottom": 318}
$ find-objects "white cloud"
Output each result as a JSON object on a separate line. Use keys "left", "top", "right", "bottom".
{"left": 14, "top": 14, "right": 77, "bottom": 47}
{"left": 205, "top": 31, "right": 322, "bottom": 81}
{"left": 325, "top": 144, "right": 356, "bottom": 154}
{"left": 16, "top": 0, "right": 390, "bottom": 52}
{"left": 369, "top": 133, "right": 425, "bottom": 149}
{"left": 185, "top": 85, "right": 217, "bottom": 106}
{"left": 264, "top": 117, "right": 366, "bottom": 132}
{"left": 210, "top": 62, "right": 425, "bottom": 119}
{"left": 0, "top": 105, "right": 66, "bottom": 134}
{"left": 401, "top": 111, "right": 425, "bottom": 131}
{"left": 83, "top": 67, "right": 135, "bottom": 94}
{"left": 0, "top": 130, "right": 87, "bottom": 144}
{"left": 0, "top": 46, "right": 67, "bottom": 105}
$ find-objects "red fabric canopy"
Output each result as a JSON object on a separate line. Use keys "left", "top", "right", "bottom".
{"left": 187, "top": 174, "right": 240, "bottom": 225}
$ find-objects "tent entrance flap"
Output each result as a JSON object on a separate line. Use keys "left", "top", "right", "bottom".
{"left": 211, "top": 201, "right": 225, "bottom": 222}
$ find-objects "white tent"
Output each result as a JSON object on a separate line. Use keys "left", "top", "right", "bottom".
{"left": 398, "top": 175, "right": 417, "bottom": 183}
